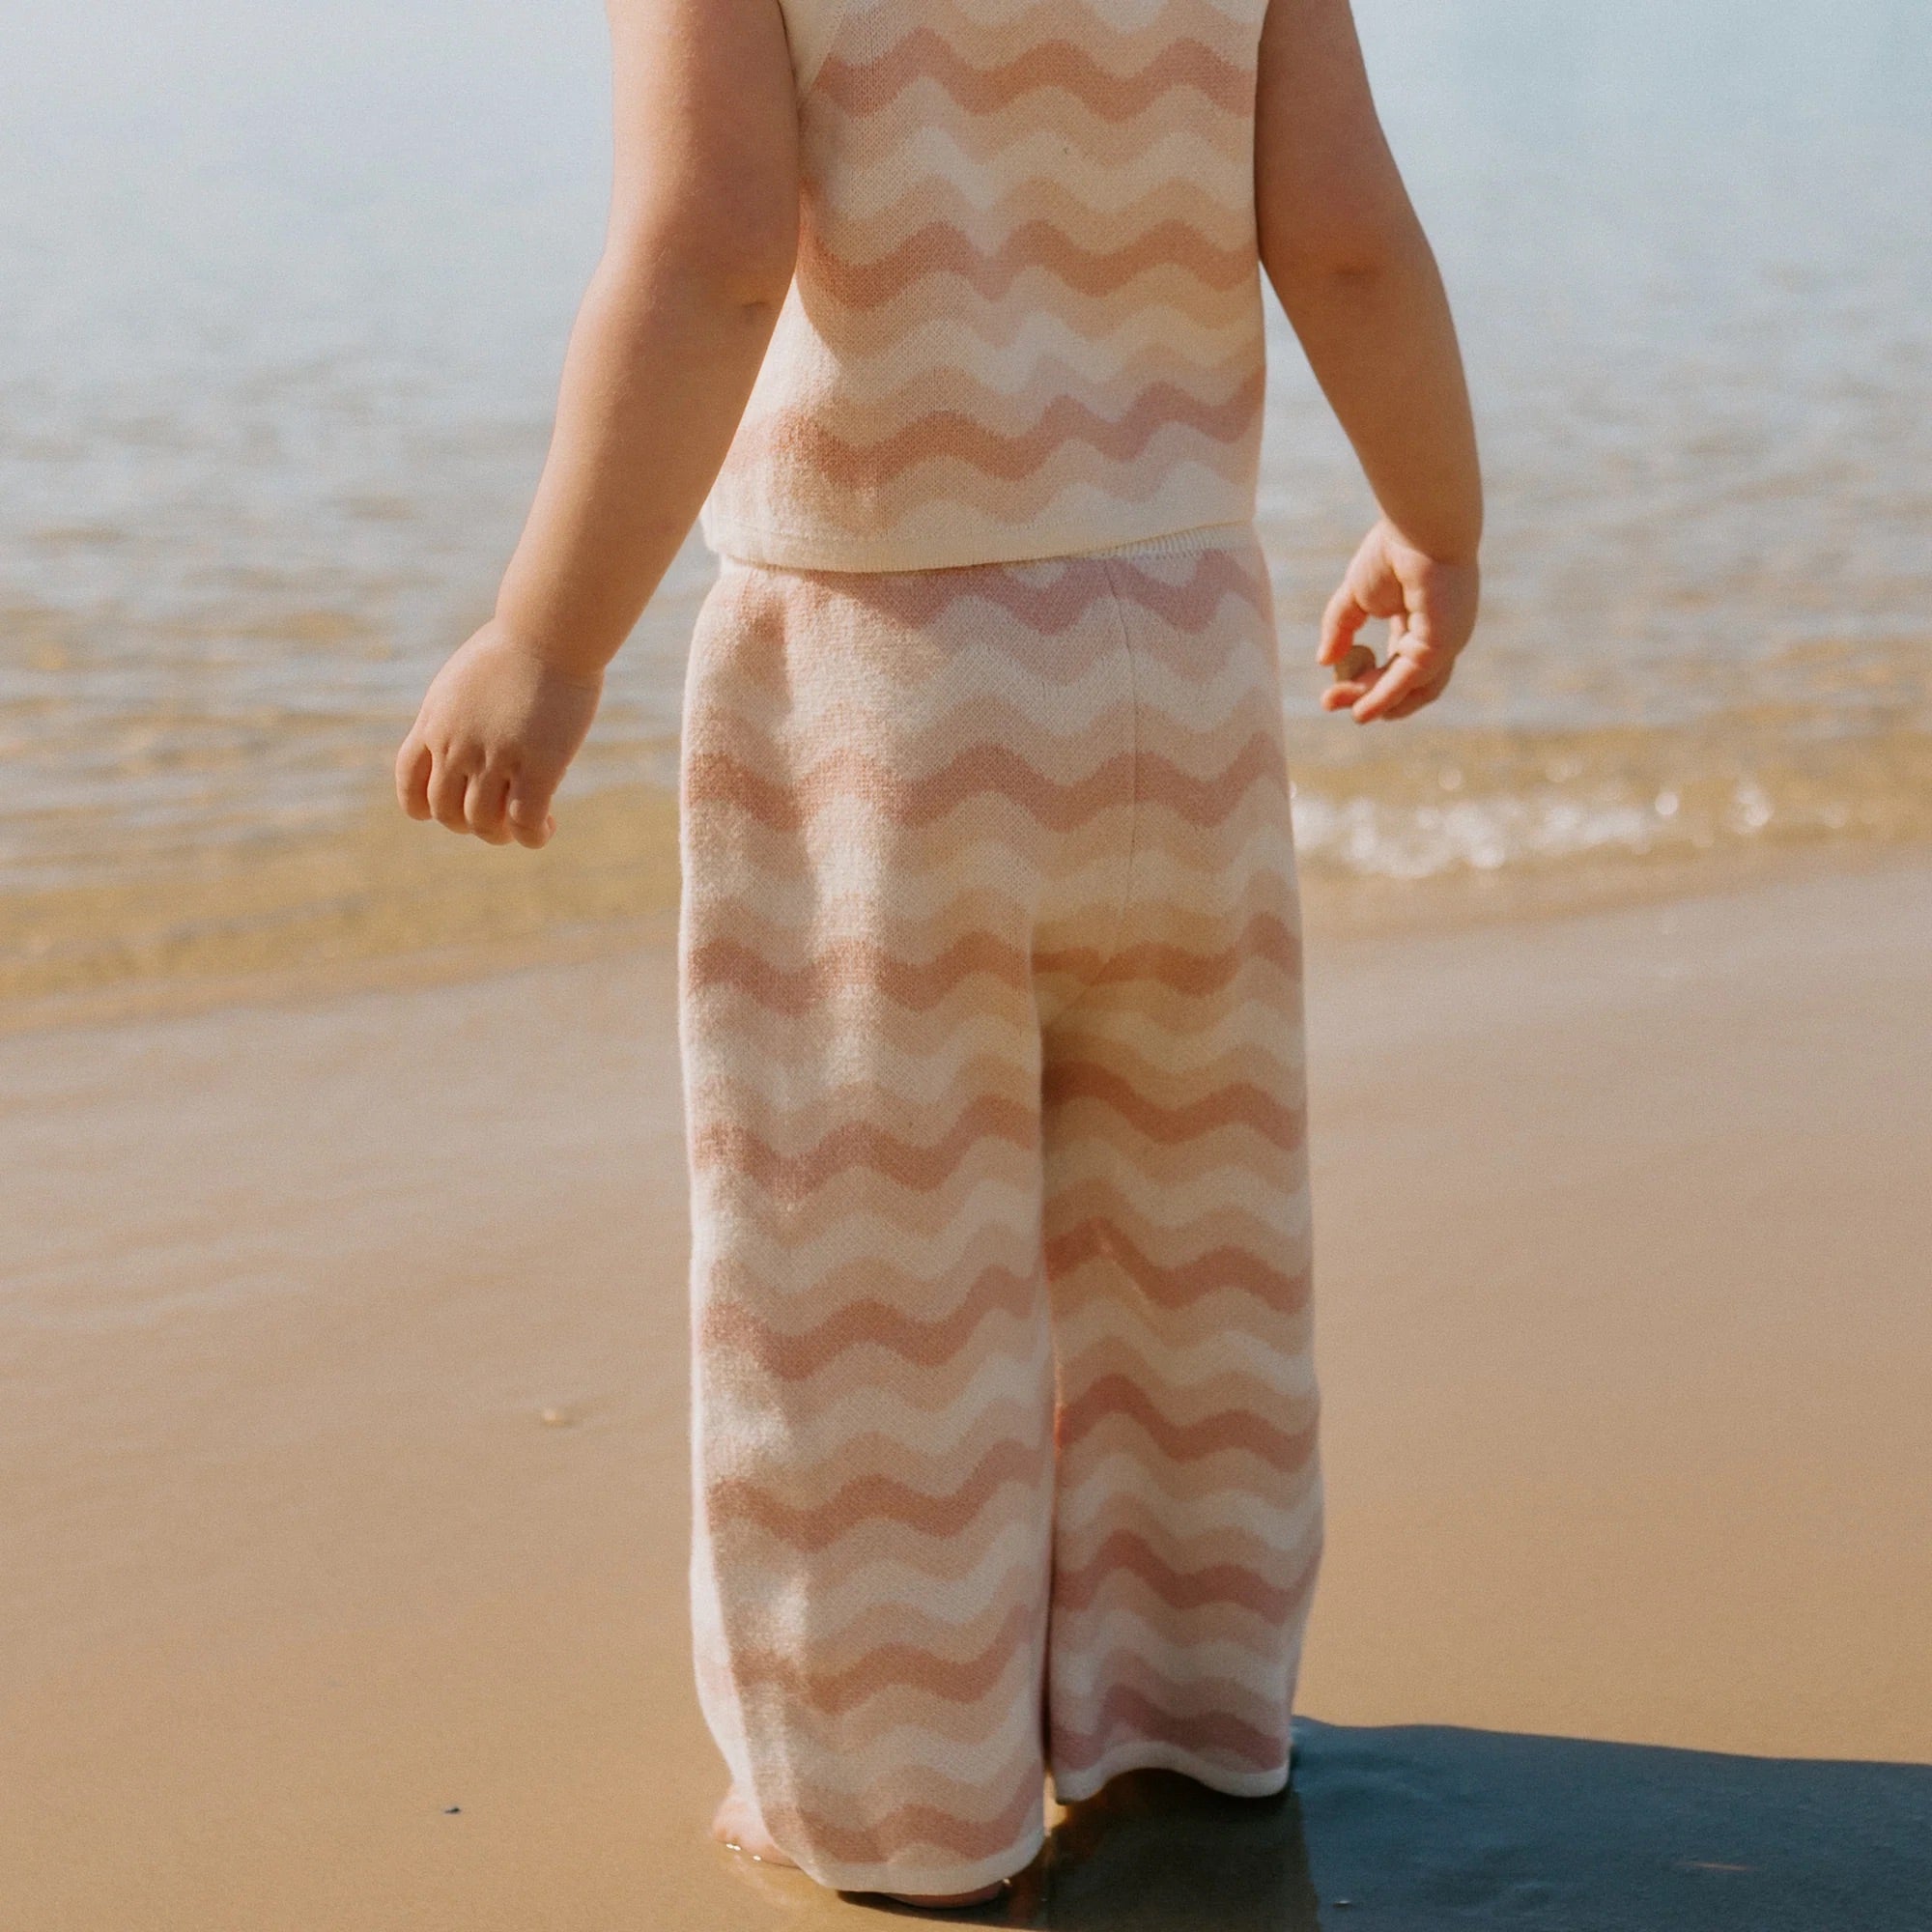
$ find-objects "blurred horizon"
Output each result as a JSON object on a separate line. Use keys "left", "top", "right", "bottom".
{"left": 2, "top": 0, "right": 1929, "bottom": 996}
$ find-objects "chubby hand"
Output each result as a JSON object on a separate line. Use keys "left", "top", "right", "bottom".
{"left": 394, "top": 623, "right": 602, "bottom": 848}
{"left": 1319, "top": 519, "right": 1480, "bottom": 724}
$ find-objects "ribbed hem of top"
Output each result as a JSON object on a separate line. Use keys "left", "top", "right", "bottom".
{"left": 701, "top": 513, "right": 1259, "bottom": 577}
{"left": 1065, "top": 522, "right": 1257, "bottom": 560}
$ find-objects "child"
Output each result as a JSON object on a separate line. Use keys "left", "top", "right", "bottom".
{"left": 397, "top": 0, "right": 1479, "bottom": 1908}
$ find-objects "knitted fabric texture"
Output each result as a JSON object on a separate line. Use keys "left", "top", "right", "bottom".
{"left": 678, "top": 529, "right": 1322, "bottom": 1893}
{"left": 701, "top": 0, "right": 1272, "bottom": 573}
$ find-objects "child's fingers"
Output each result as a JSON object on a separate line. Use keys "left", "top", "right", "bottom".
{"left": 505, "top": 776, "right": 557, "bottom": 850}
{"left": 1382, "top": 664, "right": 1456, "bottom": 721}
{"left": 1318, "top": 583, "right": 1371, "bottom": 668}
{"left": 395, "top": 735, "right": 434, "bottom": 820}
{"left": 1351, "top": 642, "right": 1437, "bottom": 723}
{"left": 426, "top": 753, "right": 474, "bottom": 833}
{"left": 466, "top": 770, "right": 516, "bottom": 844}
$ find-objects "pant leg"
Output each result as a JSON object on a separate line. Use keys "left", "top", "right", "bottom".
{"left": 1038, "top": 530, "right": 1323, "bottom": 1804}
{"left": 677, "top": 554, "right": 1137, "bottom": 1893}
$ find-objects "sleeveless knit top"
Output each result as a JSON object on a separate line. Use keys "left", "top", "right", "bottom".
{"left": 700, "top": 0, "right": 1271, "bottom": 573}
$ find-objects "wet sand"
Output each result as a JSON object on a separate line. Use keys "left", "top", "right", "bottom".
{"left": 5, "top": 859, "right": 1930, "bottom": 1928}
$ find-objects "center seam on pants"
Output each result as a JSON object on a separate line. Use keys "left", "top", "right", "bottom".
{"left": 1090, "top": 555, "right": 1141, "bottom": 996}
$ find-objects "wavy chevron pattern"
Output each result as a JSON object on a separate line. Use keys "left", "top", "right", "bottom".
{"left": 702, "top": 0, "right": 1273, "bottom": 570}
{"left": 680, "top": 530, "right": 1321, "bottom": 1894}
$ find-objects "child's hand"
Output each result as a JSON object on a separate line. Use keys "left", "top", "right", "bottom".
{"left": 394, "top": 623, "right": 602, "bottom": 848}
{"left": 1318, "top": 519, "right": 1480, "bottom": 724}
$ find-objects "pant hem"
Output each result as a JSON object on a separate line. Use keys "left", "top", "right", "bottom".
{"left": 796, "top": 1820, "right": 1047, "bottom": 1901}
{"left": 1051, "top": 1747, "right": 1292, "bottom": 1806}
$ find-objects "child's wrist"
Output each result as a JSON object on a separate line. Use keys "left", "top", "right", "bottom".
{"left": 1381, "top": 513, "right": 1482, "bottom": 571}
{"left": 484, "top": 612, "right": 611, "bottom": 692}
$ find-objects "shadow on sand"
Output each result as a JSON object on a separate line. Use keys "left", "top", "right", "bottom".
{"left": 881, "top": 1719, "right": 1932, "bottom": 1929}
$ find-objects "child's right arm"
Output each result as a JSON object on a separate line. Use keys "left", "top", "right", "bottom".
{"left": 1256, "top": 0, "right": 1484, "bottom": 724}
{"left": 396, "top": 0, "right": 798, "bottom": 847}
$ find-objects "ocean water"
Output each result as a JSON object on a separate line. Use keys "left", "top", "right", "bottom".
{"left": 1, "top": 0, "right": 1928, "bottom": 983}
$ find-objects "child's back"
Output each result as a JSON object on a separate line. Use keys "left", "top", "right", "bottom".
{"left": 706, "top": 0, "right": 1271, "bottom": 572}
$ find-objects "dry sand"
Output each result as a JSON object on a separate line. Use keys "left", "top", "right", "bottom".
{"left": 5, "top": 859, "right": 1930, "bottom": 1929}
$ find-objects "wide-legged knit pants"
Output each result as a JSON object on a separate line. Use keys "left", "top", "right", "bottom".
{"left": 676, "top": 525, "right": 1321, "bottom": 1896}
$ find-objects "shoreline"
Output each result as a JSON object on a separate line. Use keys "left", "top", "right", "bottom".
{"left": 4, "top": 801, "right": 1923, "bottom": 1037}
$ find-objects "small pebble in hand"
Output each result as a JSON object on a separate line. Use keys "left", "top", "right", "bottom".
{"left": 1330, "top": 644, "right": 1379, "bottom": 693}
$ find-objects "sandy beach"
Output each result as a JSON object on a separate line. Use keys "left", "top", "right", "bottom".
{"left": 6, "top": 855, "right": 1930, "bottom": 1930}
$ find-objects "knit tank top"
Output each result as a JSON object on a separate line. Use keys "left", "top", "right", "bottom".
{"left": 700, "top": 0, "right": 1271, "bottom": 574}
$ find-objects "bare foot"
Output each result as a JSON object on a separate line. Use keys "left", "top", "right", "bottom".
{"left": 712, "top": 1787, "right": 795, "bottom": 1867}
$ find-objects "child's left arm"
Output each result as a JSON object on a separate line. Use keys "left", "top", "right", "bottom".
{"left": 1255, "top": 0, "right": 1482, "bottom": 724}
{"left": 396, "top": 0, "right": 798, "bottom": 847}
